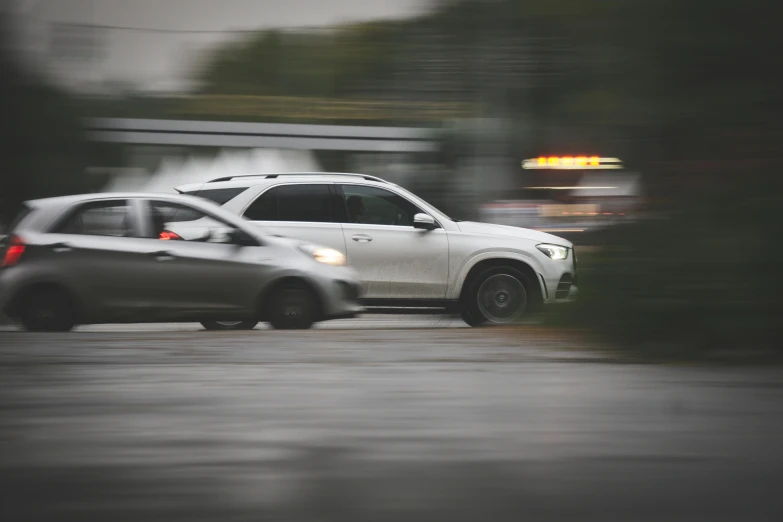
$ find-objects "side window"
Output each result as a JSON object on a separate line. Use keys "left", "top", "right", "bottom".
{"left": 243, "top": 188, "right": 278, "bottom": 221}
{"left": 340, "top": 185, "right": 422, "bottom": 227}
{"left": 155, "top": 204, "right": 203, "bottom": 223}
{"left": 149, "top": 201, "right": 246, "bottom": 243}
{"left": 244, "top": 184, "right": 335, "bottom": 223}
{"left": 56, "top": 200, "right": 136, "bottom": 237}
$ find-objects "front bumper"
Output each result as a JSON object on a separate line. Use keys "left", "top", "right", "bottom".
{"left": 556, "top": 284, "right": 578, "bottom": 303}
{"left": 539, "top": 248, "right": 578, "bottom": 304}
{"left": 313, "top": 272, "right": 365, "bottom": 320}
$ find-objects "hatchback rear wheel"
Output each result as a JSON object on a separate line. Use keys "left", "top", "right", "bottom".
{"left": 18, "top": 287, "right": 76, "bottom": 332}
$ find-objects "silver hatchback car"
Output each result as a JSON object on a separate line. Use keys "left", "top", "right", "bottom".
{"left": 0, "top": 193, "right": 362, "bottom": 332}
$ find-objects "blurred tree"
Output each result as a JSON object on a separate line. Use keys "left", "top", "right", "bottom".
{"left": 542, "top": 0, "right": 783, "bottom": 355}
{"left": 0, "top": 7, "right": 103, "bottom": 226}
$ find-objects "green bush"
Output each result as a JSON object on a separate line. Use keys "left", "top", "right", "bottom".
{"left": 552, "top": 183, "right": 783, "bottom": 357}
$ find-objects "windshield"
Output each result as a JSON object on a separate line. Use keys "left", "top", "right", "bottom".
{"left": 393, "top": 185, "right": 453, "bottom": 222}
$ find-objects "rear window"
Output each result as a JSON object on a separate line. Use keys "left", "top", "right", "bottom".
{"left": 183, "top": 187, "right": 246, "bottom": 206}
{"left": 6, "top": 205, "right": 32, "bottom": 233}
{"left": 55, "top": 200, "right": 136, "bottom": 237}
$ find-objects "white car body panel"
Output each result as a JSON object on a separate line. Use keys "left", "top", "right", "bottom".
{"left": 341, "top": 224, "right": 449, "bottom": 298}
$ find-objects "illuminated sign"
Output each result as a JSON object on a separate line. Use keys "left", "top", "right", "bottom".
{"left": 521, "top": 157, "right": 623, "bottom": 170}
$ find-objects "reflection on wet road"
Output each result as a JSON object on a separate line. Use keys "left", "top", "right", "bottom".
{"left": 1, "top": 324, "right": 782, "bottom": 521}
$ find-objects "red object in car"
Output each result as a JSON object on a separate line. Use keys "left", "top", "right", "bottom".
{"left": 2, "top": 235, "right": 26, "bottom": 267}
{"left": 158, "top": 231, "right": 182, "bottom": 240}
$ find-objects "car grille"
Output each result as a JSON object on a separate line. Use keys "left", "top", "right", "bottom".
{"left": 555, "top": 274, "right": 573, "bottom": 299}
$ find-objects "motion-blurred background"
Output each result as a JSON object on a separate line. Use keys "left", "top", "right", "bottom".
{"left": 1, "top": 0, "right": 781, "bottom": 355}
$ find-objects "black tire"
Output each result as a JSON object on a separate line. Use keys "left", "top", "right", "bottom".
{"left": 461, "top": 266, "right": 533, "bottom": 326}
{"left": 201, "top": 320, "right": 259, "bottom": 331}
{"left": 460, "top": 307, "right": 486, "bottom": 327}
{"left": 267, "top": 283, "right": 318, "bottom": 330}
{"left": 18, "top": 287, "right": 76, "bottom": 332}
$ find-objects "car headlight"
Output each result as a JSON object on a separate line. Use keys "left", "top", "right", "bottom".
{"left": 536, "top": 243, "right": 569, "bottom": 260}
{"left": 299, "top": 245, "right": 346, "bottom": 266}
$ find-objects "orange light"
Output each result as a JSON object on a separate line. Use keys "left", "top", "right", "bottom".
{"left": 2, "top": 235, "right": 25, "bottom": 267}
{"left": 562, "top": 156, "right": 573, "bottom": 165}
{"left": 589, "top": 156, "right": 600, "bottom": 166}
{"left": 547, "top": 156, "right": 560, "bottom": 166}
{"left": 538, "top": 157, "right": 547, "bottom": 166}
{"left": 159, "top": 231, "right": 182, "bottom": 241}
{"left": 576, "top": 156, "right": 588, "bottom": 166}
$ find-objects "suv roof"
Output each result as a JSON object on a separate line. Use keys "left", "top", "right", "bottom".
{"left": 208, "top": 172, "right": 388, "bottom": 184}
{"left": 175, "top": 172, "right": 390, "bottom": 193}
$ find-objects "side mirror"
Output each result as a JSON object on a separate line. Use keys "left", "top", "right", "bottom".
{"left": 228, "top": 228, "right": 258, "bottom": 247}
{"left": 413, "top": 213, "right": 437, "bottom": 230}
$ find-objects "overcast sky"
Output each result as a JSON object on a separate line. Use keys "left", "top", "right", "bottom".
{"left": 15, "top": 0, "right": 429, "bottom": 91}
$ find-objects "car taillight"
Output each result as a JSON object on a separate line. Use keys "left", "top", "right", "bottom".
{"left": 2, "top": 235, "right": 26, "bottom": 267}
{"left": 159, "top": 231, "right": 182, "bottom": 240}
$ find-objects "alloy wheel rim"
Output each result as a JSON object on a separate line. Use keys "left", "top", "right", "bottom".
{"left": 477, "top": 274, "right": 527, "bottom": 324}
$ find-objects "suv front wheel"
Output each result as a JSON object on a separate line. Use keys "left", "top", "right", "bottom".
{"left": 461, "top": 266, "right": 532, "bottom": 326}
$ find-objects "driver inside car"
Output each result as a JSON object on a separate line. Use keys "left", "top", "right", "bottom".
{"left": 346, "top": 195, "right": 365, "bottom": 223}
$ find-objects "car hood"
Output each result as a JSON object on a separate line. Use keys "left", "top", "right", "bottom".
{"left": 455, "top": 221, "right": 572, "bottom": 247}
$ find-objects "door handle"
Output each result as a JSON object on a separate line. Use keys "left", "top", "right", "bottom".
{"left": 351, "top": 234, "right": 373, "bottom": 243}
{"left": 149, "top": 251, "right": 176, "bottom": 261}
{"left": 50, "top": 242, "right": 73, "bottom": 253}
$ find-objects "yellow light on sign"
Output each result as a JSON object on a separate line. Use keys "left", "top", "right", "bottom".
{"left": 521, "top": 157, "right": 623, "bottom": 170}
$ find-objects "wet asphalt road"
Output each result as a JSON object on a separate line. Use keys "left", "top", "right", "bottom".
{"left": 1, "top": 319, "right": 783, "bottom": 521}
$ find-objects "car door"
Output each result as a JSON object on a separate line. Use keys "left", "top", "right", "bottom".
{"left": 43, "top": 198, "right": 153, "bottom": 321}
{"left": 337, "top": 183, "right": 449, "bottom": 299}
{"left": 241, "top": 183, "right": 347, "bottom": 255}
{"left": 135, "top": 199, "right": 268, "bottom": 319}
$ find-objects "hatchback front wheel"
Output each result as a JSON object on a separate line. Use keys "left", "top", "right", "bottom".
{"left": 267, "top": 284, "right": 318, "bottom": 330}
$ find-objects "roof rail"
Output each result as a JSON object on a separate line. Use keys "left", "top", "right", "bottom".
{"left": 207, "top": 172, "right": 388, "bottom": 184}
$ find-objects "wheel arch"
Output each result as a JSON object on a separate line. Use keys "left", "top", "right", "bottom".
{"left": 454, "top": 256, "right": 545, "bottom": 307}
{"left": 256, "top": 276, "right": 325, "bottom": 322}
{"left": 7, "top": 281, "right": 83, "bottom": 322}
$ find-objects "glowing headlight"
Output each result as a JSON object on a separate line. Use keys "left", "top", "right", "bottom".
{"left": 299, "top": 245, "right": 346, "bottom": 266}
{"left": 536, "top": 243, "right": 569, "bottom": 260}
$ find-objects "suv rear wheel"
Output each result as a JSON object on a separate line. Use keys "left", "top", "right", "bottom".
{"left": 461, "top": 266, "right": 531, "bottom": 326}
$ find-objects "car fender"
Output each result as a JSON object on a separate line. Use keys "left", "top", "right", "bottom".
{"left": 447, "top": 249, "right": 546, "bottom": 300}
{"left": 1, "top": 271, "right": 84, "bottom": 320}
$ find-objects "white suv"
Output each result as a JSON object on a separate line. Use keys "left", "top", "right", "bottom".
{"left": 176, "top": 173, "right": 577, "bottom": 326}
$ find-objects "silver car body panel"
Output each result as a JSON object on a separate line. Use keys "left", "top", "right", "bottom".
{"left": 0, "top": 193, "right": 362, "bottom": 324}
